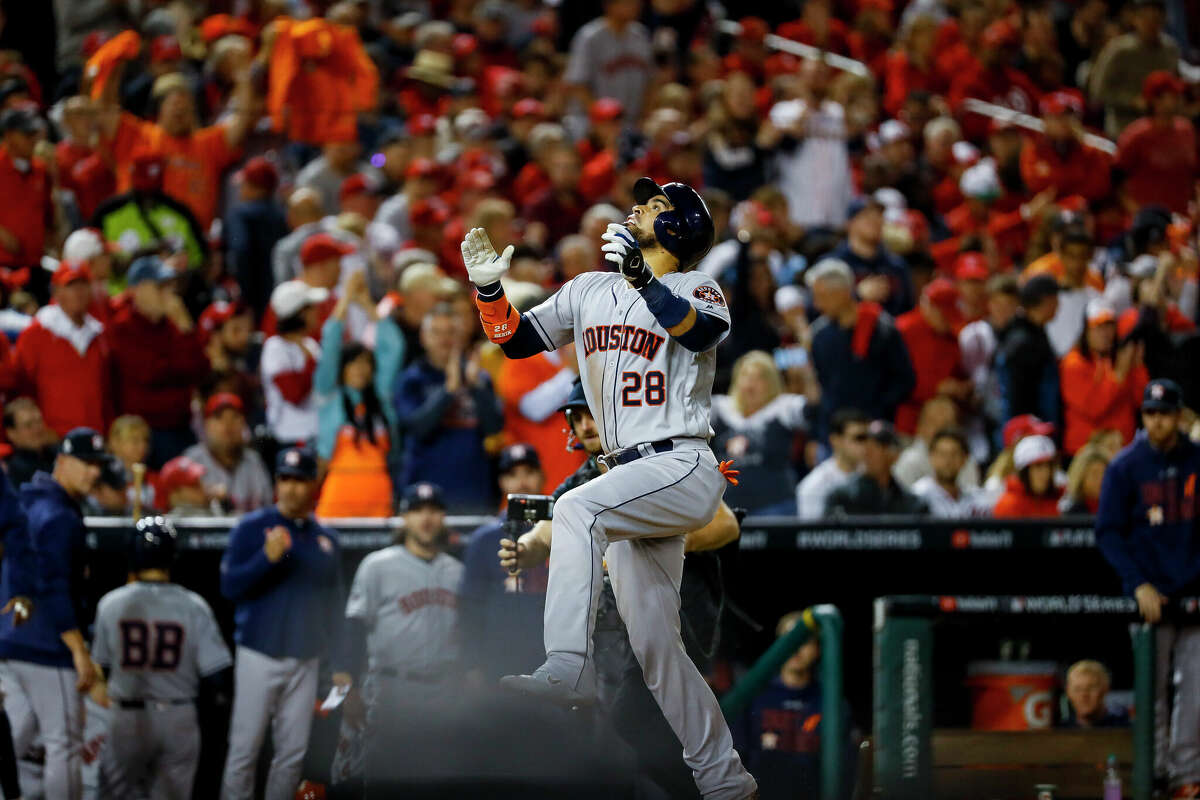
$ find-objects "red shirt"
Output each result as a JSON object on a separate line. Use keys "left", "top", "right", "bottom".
{"left": 15, "top": 313, "right": 113, "bottom": 436}
{"left": 1115, "top": 116, "right": 1199, "bottom": 214}
{"left": 1019, "top": 135, "right": 1112, "bottom": 203}
{"left": 993, "top": 474, "right": 1062, "bottom": 518}
{"left": 883, "top": 51, "right": 944, "bottom": 118}
{"left": 894, "top": 309, "right": 964, "bottom": 434}
{"left": 1059, "top": 348, "right": 1148, "bottom": 455}
{"left": 106, "top": 305, "right": 209, "bottom": 429}
{"left": 0, "top": 147, "right": 50, "bottom": 269}
{"left": 56, "top": 141, "right": 116, "bottom": 222}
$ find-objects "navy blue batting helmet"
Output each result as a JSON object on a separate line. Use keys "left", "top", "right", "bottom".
{"left": 633, "top": 177, "right": 714, "bottom": 270}
{"left": 130, "top": 515, "right": 178, "bottom": 572}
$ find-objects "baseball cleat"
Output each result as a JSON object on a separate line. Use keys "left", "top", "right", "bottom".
{"left": 499, "top": 666, "right": 596, "bottom": 707}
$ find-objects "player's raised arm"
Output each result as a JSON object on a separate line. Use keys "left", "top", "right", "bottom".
{"left": 601, "top": 179, "right": 727, "bottom": 352}
{"left": 463, "top": 228, "right": 555, "bottom": 359}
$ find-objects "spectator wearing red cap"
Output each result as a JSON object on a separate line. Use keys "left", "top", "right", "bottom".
{"left": 60, "top": 228, "right": 119, "bottom": 323}
{"left": 261, "top": 280, "right": 329, "bottom": 445}
{"left": 0, "top": 108, "right": 51, "bottom": 274}
{"left": 1060, "top": 298, "right": 1148, "bottom": 455}
{"left": 262, "top": 233, "right": 350, "bottom": 337}
{"left": 564, "top": 0, "right": 653, "bottom": 122}
{"left": 1088, "top": 0, "right": 1179, "bottom": 138}
{"left": 226, "top": 157, "right": 289, "bottom": 318}
{"left": 97, "top": 57, "right": 256, "bottom": 229}
{"left": 374, "top": 157, "right": 440, "bottom": 247}
{"left": 1115, "top": 72, "right": 1197, "bottom": 214}
{"left": 722, "top": 17, "right": 771, "bottom": 81}
{"left": 779, "top": 0, "right": 852, "bottom": 58}
{"left": 183, "top": 393, "right": 273, "bottom": 513}
{"left": 198, "top": 300, "right": 259, "bottom": 418}
{"left": 993, "top": 434, "right": 1063, "bottom": 517}
{"left": 895, "top": 279, "right": 972, "bottom": 434}
{"left": 948, "top": 20, "right": 1041, "bottom": 141}
{"left": 55, "top": 96, "right": 116, "bottom": 222}
{"left": 522, "top": 144, "right": 587, "bottom": 250}
{"left": 156, "top": 455, "right": 214, "bottom": 515}
{"left": 106, "top": 256, "right": 209, "bottom": 466}
{"left": 407, "top": 197, "right": 453, "bottom": 254}
{"left": 339, "top": 172, "right": 385, "bottom": 220}
{"left": 1019, "top": 92, "right": 1112, "bottom": 204}
{"left": 577, "top": 98, "right": 624, "bottom": 202}
{"left": 14, "top": 261, "right": 112, "bottom": 436}
{"left": 954, "top": 253, "right": 991, "bottom": 322}
{"left": 295, "top": 141, "right": 368, "bottom": 216}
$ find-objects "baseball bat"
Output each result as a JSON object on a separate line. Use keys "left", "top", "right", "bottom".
{"left": 131, "top": 463, "right": 146, "bottom": 520}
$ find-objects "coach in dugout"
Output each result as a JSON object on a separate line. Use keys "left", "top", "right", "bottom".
{"left": 1096, "top": 379, "right": 1200, "bottom": 797}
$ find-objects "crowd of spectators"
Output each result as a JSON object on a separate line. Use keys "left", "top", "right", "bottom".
{"left": 0, "top": 0, "right": 1193, "bottom": 523}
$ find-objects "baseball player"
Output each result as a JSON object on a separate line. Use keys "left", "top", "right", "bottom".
{"left": 92, "top": 516, "right": 233, "bottom": 800}
{"left": 219, "top": 446, "right": 343, "bottom": 800}
{"left": 0, "top": 428, "right": 107, "bottom": 800}
{"left": 330, "top": 482, "right": 462, "bottom": 786}
{"left": 464, "top": 177, "right": 758, "bottom": 799}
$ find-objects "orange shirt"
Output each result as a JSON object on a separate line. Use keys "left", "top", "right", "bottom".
{"left": 1022, "top": 252, "right": 1105, "bottom": 292}
{"left": 1059, "top": 349, "right": 1148, "bottom": 455}
{"left": 496, "top": 353, "right": 585, "bottom": 494}
{"left": 110, "top": 113, "right": 241, "bottom": 228}
{"left": 315, "top": 426, "right": 393, "bottom": 518}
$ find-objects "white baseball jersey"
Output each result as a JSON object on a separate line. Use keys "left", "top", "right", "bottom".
{"left": 92, "top": 581, "right": 232, "bottom": 701}
{"left": 523, "top": 270, "right": 731, "bottom": 452}
{"left": 345, "top": 546, "right": 463, "bottom": 676}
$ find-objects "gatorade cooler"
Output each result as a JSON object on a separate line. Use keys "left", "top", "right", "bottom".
{"left": 964, "top": 661, "right": 1058, "bottom": 730}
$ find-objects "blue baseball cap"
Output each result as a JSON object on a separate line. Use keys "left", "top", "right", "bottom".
{"left": 275, "top": 446, "right": 318, "bottom": 480}
{"left": 498, "top": 443, "right": 541, "bottom": 475}
{"left": 126, "top": 256, "right": 175, "bottom": 286}
{"left": 846, "top": 195, "right": 883, "bottom": 220}
{"left": 59, "top": 427, "right": 107, "bottom": 462}
{"left": 399, "top": 482, "right": 445, "bottom": 512}
{"left": 1143, "top": 379, "right": 1183, "bottom": 412}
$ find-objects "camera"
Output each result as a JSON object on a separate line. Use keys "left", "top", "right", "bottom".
{"left": 505, "top": 494, "right": 555, "bottom": 524}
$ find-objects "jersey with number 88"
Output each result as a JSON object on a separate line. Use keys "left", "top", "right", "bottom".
{"left": 522, "top": 270, "right": 730, "bottom": 453}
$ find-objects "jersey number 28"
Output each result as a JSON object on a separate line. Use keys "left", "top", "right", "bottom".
{"left": 621, "top": 371, "right": 665, "bottom": 406}
{"left": 119, "top": 620, "right": 185, "bottom": 670}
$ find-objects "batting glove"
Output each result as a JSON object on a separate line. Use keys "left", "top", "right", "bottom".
{"left": 602, "top": 223, "right": 652, "bottom": 289}
{"left": 461, "top": 227, "right": 514, "bottom": 288}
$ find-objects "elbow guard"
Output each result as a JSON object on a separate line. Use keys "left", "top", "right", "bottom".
{"left": 475, "top": 285, "right": 520, "bottom": 345}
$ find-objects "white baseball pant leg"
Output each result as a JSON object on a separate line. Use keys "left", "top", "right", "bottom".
{"left": 0, "top": 661, "right": 83, "bottom": 800}
{"left": 220, "top": 646, "right": 318, "bottom": 800}
{"left": 544, "top": 444, "right": 756, "bottom": 800}
{"left": 1167, "top": 626, "right": 1200, "bottom": 785}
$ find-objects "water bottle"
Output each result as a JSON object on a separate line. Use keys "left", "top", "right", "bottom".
{"left": 1103, "top": 754, "right": 1122, "bottom": 800}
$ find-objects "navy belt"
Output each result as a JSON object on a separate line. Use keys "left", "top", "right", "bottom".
{"left": 597, "top": 439, "right": 674, "bottom": 470}
{"left": 117, "top": 698, "right": 192, "bottom": 710}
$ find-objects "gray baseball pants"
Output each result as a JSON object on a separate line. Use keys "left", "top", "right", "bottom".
{"left": 1155, "top": 624, "right": 1200, "bottom": 786}
{"left": 101, "top": 703, "right": 198, "bottom": 799}
{"left": 543, "top": 444, "right": 757, "bottom": 800}
{"left": 0, "top": 660, "right": 83, "bottom": 800}
{"left": 220, "top": 646, "right": 317, "bottom": 800}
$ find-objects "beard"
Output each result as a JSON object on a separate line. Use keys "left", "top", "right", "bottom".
{"left": 629, "top": 221, "right": 658, "bottom": 250}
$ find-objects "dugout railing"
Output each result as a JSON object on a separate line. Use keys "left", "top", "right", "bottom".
{"left": 872, "top": 594, "right": 1200, "bottom": 800}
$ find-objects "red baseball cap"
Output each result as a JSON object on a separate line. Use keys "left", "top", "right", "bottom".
{"left": 204, "top": 392, "right": 245, "bottom": 418}
{"left": 236, "top": 156, "right": 279, "bottom": 193}
{"left": 159, "top": 456, "right": 206, "bottom": 498}
{"left": 407, "top": 114, "right": 438, "bottom": 137}
{"left": 410, "top": 199, "right": 450, "bottom": 227}
{"left": 511, "top": 98, "right": 546, "bottom": 119}
{"left": 923, "top": 278, "right": 963, "bottom": 328}
{"left": 954, "top": 252, "right": 990, "bottom": 282}
{"left": 51, "top": 261, "right": 92, "bottom": 287}
{"left": 590, "top": 97, "right": 625, "bottom": 124}
{"left": 198, "top": 299, "right": 248, "bottom": 336}
{"left": 404, "top": 157, "right": 439, "bottom": 180}
{"left": 299, "top": 233, "right": 355, "bottom": 266}
{"left": 1143, "top": 70, "right": 1186, "bottom": 103}
{"left": 339, "top": 173, "right": 376, "bottom": 202}
{"left": 1002, "top": 414, "right": 1055, "bottom": 449}
{"left": 149, "top": 35, "right": 183, "bottom": 64}
{"left": 1039, "top": 90, "right": 1084, "bottom": 117}
{"left": 453, "top": 33, "right": 478, "bottom": 59}
{"left": 457, "top": 169, "right": 496, "bottom": 193}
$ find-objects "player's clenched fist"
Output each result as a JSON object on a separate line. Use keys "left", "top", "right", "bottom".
{"left": 601, "top": 223, "right": 651, "bottom": 289}
{"left": 461, "top": 227, "right": 514, "bottom": 287}
{"left": 264, "top": 525, "right": 293, "bottom": 562}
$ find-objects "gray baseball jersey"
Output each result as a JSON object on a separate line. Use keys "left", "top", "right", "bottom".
{"left": 92, "top": 581, "right": 232, "bottom": 700}
{"left": 345, "top": 546, "right": 463, "bottom": 676}
{"left": 523, "top": 270, "right": 730, "bottom": 452}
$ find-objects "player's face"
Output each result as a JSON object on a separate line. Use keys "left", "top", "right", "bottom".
{"left": 499, "top": 463, "right": 544, "bottom": 496}
{"left": 627, "top": 194, "right": 671, "bottom": 250}
{"left": 58, "top": 455, "right": 102, "bottom": 497}
{"left": 276, "top": 476, "right": 319, "bottom": 517}
{"left": 570, "top": 409, "right": 602, "bottom": 454}
{"left": 1142, "top": 409, "right": 1180, "bottom": 449}
{"left": 404, "top": 505, "right": 445, "bottom": 548}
